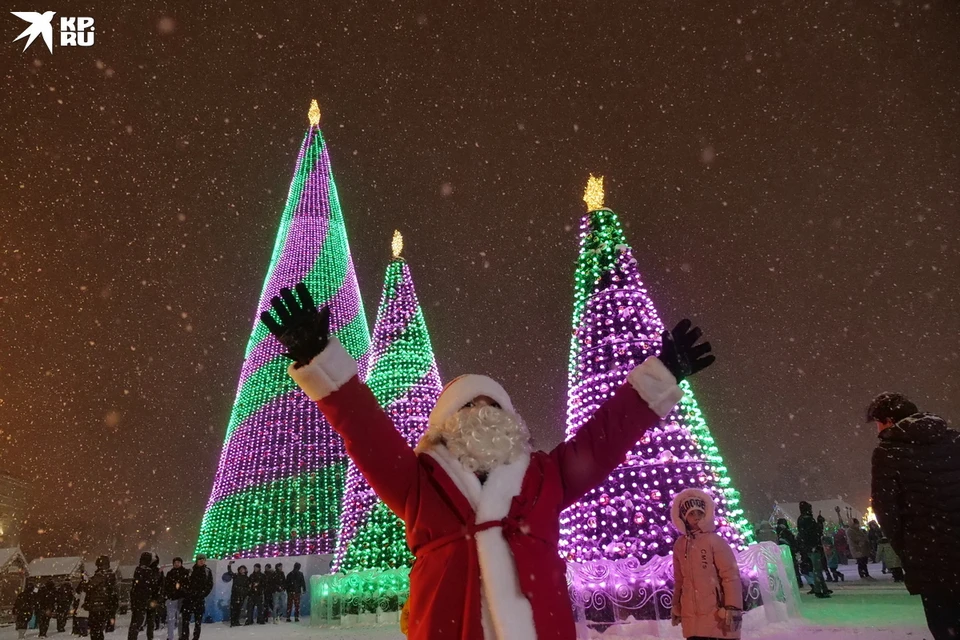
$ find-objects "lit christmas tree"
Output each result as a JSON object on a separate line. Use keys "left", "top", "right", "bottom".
{"left": 559, "top": 176, "right": 754, "bottom": 563}
{"left": 332, "top": 231, "right": 443, "bottom": 572}
{"left": 196, "top": 100, "right": 371, "bottom": 558}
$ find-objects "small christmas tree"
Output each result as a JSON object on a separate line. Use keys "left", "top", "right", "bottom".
{"left": 333, "top": 231, "right": 443, "bottom": 572}
{"left": 560, "top": 176, "right": 753, "bottom": 563}
{"left": 196, "top": 101, "right": 371, "bottom": 558}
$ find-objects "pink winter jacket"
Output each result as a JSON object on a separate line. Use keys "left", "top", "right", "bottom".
{"left": 672, "top": 531, "right": 743, "bottom": 639}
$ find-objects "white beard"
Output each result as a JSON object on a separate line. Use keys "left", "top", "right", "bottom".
{"left": 420, "top": 406, "right": 531, "bottom": 474}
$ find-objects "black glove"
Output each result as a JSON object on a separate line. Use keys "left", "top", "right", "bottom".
{"left": 259, "top": 282, "right": 330, "bottom": 367}
{"left": 657, "top": 319, "right": 715, "bottom": 382}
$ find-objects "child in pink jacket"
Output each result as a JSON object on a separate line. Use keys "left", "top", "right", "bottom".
{"left": 671, "top": 488, "right": 744, "bottom": 639}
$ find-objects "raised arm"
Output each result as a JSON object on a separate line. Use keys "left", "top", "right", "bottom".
{"left": 292, "top": 341, "right": 419, "bottom": 515}
{"left": 262, "top": 283, "right": 419, "bottom": 517}
{"left": 550, "top": 319, "right": 714, "bottom": 508}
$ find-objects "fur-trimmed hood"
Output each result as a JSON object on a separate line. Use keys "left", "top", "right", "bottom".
{"left": 671, "top": 488, "right": 716, "bottom": 533}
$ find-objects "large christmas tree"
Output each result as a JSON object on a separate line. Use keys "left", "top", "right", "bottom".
{"left": 332, "top": 231, "right": 443, "bottom": 572}
{"left": 559, "top": 176, "right": 753, "bottom": 563}
{"left": 196, "top": 101, "right": 371, "bottom": 558}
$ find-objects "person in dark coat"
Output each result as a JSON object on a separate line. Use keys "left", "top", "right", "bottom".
{"left": 222, "top": 562, "right": 249, "bottom": 627}
{"left": 56, "top": 581, "right": 75, "bottom": 632}
{"left": 261, "top": 565, "right": 274, "bottom": 623}
{"left": 867, "top": 520, "right": 883, "bottom": 563}
{"left": 151, "top": 555, "right": 165, "bottom": 631}
{"left": 35, "top": 580, "right": 58, "bottom": 638}
{"left": 15, "top": 587, "right": 35, "bottom": 640}
{"left": 181, "top": 556, "right": 213, "bottom": 640}
{"left": 245, "top": 564, "right": 265, "bottom": 625}
{"left": 73, "top": 576, "right": 90, "bottom": 637}
{"left": 775, "top": 518, "right": 803, "bottom": 589}
{"left": 128, "top": 552, "right": 159, "bottom": 640}
{"left": 797, "top": 501, "right": 830, "bottom": 598}
{"left": 833, "top": 525, "right": 850, "bottom": 564}
{"left": 869, "top": 392, "right": 960, "bottom": 640}
{"left": 163, "top": 558, "right": 189, "bottom": 640}
{"left": 283, "top": 562, "right": 307, "bottom": 622}
{"left": 268, "top": 563, "right": 286, "bottom": 624}
{"left": 85, "top": 556, "right": 118, "bottom": 640}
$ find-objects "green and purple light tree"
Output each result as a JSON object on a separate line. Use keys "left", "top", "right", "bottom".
{"left": 195, "top": 101, "right": 371, "bottom": 558}
{"left": 332, "top": 231, "right": 443, "bottom": 572}
{"left": 559, "top": 176, "right": 753, "bottom": 563}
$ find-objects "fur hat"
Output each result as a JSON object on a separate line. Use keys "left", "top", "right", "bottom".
{"left": 671, "top": 488, "right": 716, "bottom": 533}
{"left": 95, "top": 556, "right": 111, "bottom": 571}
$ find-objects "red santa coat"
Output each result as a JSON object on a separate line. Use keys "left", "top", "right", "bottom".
{"left": 289, "top": 338, "right": 683, "bottom": 640}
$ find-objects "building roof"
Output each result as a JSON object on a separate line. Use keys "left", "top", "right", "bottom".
{"left": 26, "top": 556, "right": 84, "bottom": 577}
{"left": 0, "top": 547, "right": 26, "bottom": 571}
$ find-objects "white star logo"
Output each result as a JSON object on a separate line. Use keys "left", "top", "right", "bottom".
{"left": 11, "top": 11, "right": 56, "bottom": 54}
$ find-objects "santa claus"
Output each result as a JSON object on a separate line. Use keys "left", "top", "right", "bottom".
{"left": 261, "top": 283, "right": 715, "bottom": 640}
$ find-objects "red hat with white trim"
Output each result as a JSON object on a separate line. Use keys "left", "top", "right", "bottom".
{"left": 427, "top": 374, "right": 515, "bottom": 430}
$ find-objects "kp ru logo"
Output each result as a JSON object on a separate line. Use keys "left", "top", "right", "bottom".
{"left": 11, "top": 11, "right": 95, "bottom": 53}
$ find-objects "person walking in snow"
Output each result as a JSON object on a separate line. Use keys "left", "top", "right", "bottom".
{"left": 73, "top": 577, "right": 90, "bottom": 637}
{"left": 222, "top": 562, "right": 249, "bottom": 627}
{"left": 822, "top": 538, "right": 843, "bottom": 582}
{"left": 832, "top": 525, "right": 850, "bottom": 564}
{"left": 56, "top": 581, "right": 75, "bottom": 632}
{"left": 36, "top": 580, "right": 58, "bottom": 638}
{"left": 181, "top": 555, "right": 212, "bottom": 640}
{"left": 261, "top": 283, "right": 715, "bottom": 639}
{"left": 868, "top": 392, "right": 960, "bottom": 640}
{"left": 845, "top": 519, "right": 872, "bottom": 579}
{"left": 15, "top": 587, "right": 34, "bottom": 640}
{"left": 797, "top": 501, "right": 830, "bottom": 598}
{"left": 283, "top": 562, "right": 306, "bottom": 622}
{"left": 670, "top": 489, "right": 743, "bottom": 639}
{"left": 129, "top": 552, "right": 160, "bottom": 640}
{"left": 85, "top": 556, "right": 117, "bottom": 640}
{"left": 875, "top": 537, "right": 904, "bottom": 583}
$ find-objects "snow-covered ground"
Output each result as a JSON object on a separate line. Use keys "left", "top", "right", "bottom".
{"left": 2, "top": 563, "right": 932, "bottom": 640}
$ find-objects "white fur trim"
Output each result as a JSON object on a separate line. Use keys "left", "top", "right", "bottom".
{"left": 427, "top": 446, "right": 537, "bottom": 639}
{"left": 671, "top": 488, "right": 716, "bottom": 534}
{"left": 626, "top": 357, "right": 684, "bottom": 419}
{"left": 286, "top": 337, "right": 358, "bottom": 401}
{"left": 428, "top": 374, "right": 515, "bottom": 430}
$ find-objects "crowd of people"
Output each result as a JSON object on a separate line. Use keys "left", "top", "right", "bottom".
{"left": 760, "top": 507, "right": 902, "bottom": 599}
{"left": 220, "top": 560, "right": 307, "bottom": 627}
{"left": 13, "top": 554, "right": 214, "bottom": 640}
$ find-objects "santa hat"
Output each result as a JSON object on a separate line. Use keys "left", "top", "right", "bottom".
{"left": 427, "top": 374, "right": 515, "bottom": 429}
{"left": 670, "top": 488, "right": 716, "bottom": 533}
{"left": 415, "top": 375, "right": 515, "bottom": 452}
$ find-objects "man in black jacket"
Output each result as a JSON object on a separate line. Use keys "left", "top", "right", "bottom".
{"left": 796, "top": 501, "right": 830, "bottom": 598}
{"left": 35, "top": 580, "right": 58, "bottom": 638}
{"left": 56, "top": 581, "right": 74, "bottom": 632}
{"left": 129, "top": 552, "right": 159, "bottom": 640}
{"left": 181, "top": 556, "right": 213, "bottom": 640}
{"left": 268, "top": 563, "right": 286, "bottom": 624}
{"left": 283, "top": 562, "right": 307, "bottom": 622}
{"left": 163, "top": 558, "right": 190, "bottom": 640}
{"left": 85, "top": 556, "right": 117, "bottom": 640}
{"left": 868, "top": 393, "right": 960, "bottom": 640}
{"left": 223, "top": 562, "right": 249, "bottom": 627}
{"left": 775, "top": 518, "right": 803, "bottom": 589}
{"left": 245, "top": 564, "right": 265, "bottom": 625}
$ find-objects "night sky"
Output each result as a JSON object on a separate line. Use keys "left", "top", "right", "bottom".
{"left": 2, "top": 1, "right": 958, "bottom": 561}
